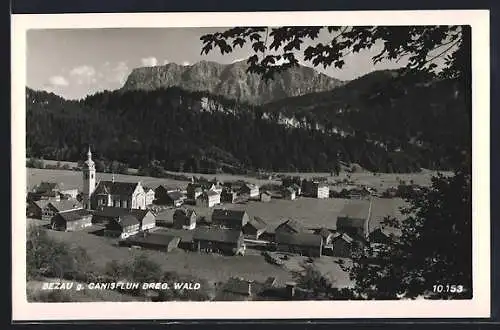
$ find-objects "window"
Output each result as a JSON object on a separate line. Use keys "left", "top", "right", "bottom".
{"left": 84, "top": 172, "right": 89, "bottom": 179}
{"left": 91, "top": 173, "right": 94, "bottom": 179}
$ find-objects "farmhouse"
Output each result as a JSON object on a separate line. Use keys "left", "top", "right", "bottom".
{"left": 104, "top": 214, "right": 140, "bottom": 239}
{"left": 154, "top": 185, "right": 181, "bottom": 204}
{"left": 314, "top": 182, "right": 330, "bottom": 199}
{"left": 330, "top": 232, "right": 355, "bottom": 258}
{"left": 26, "top": 200, "right": 50, "bottom": 219}
{"left": 192, "top": 227, "right": 245, "bottom": 256}
{"left": 93, "top": 206, "right": 155, "bottom": 231}
{"left": 173, "top": 208, "right": 197, "bottom": 230}
{"left": 275, "top": 219, "right": 305, "bottom": 235}
{"left": 336, "top": 199, "right": 372, "bottom": 239}
{"left": 154, "top": 208, "right": 176, "bottom": 227}
{"left": 121, "top": 232, "right": 181, "bottom": 252}
{"left": 211, "top": 209, "right": 249, "bottom": 230}
{"left": 242, "top": 216, "right": 268, "bottom": 240}
{"left": 51, "top": 208, "right": 93, "bottom": 232}
{"left": 283, "top": 187, "right": 296, "bottom": 200}
{"left": 221, "top": 188, "right": 238, "bottom": 203}
{"left": 240, "top": 183, "right": 260, "bottom": 199}
{"left": 291, "top": 183, "right": 302, "bottom": 196}
{"left": 164, "top": 191, "right": 186, "bottom": 207}
{"left": 196, "top": 190, "right": 220, "bottom": 208}
{"left": 260, "top": 191, "right": 272, "bottom": 203}
{"left": 41, "top": 200, "right": 83, "bottom": 221}
{"left": 186, "top": 183, "right": 204, "bottom": 200}
{"left": 28, "top": 181, "right": 62, "bottom": 202}
{"left": 275, "top": 232, "right": 323, "bottom": 257}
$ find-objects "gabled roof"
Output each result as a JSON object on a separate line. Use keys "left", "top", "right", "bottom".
{"left": 336, "top": 216, "right": 367, "bottom": 231}
{"left": 317, "top": 227, "right": 333, "bottom": 239}
{"left": 58, "top": 209, "right": 92, "bottom": 222}
{"left": 174, "top": 208, "right": 196, "bottom": 218}
{"left": 332, "top": 232, "right": 354, "bottom": 244}
{"left": 246, "top": 216, "right": 268, "bottom": 231}
{"left": 34, "top": 181, "right": 60, "bottom": 193}
{"left": 284, "top": 187, "right": 296, "bottom": 195}
{"left": 206, "top": 190, "right": 220, "bottom": 197}
{"left": 275, "top": 219, "right": 305, "bottom": 234}
{"left": 275, "top": 232, "right": 322, "bottom": 247}
{"left": 212, "top": 209, "right": 247, "bottom": 222}
{"left": 33, "top": 200, "right": 50, "bottom": 209}
{"left": 338, "top": 200, "right": 370, "bottom": 221}
{"left": 94, "top": 181, "right": 139, "bottom": 196}
{"left": 193, "top": 227, "right": 242, "bottom": 244}
{"left": 48, "top": 200, "right": 82, "bottom": 213}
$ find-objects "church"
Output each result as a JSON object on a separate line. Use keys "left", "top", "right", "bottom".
{"left": 81, "top": 147, "right": 149, "bottom": 210}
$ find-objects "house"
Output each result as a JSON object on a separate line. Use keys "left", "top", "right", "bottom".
{"left": 29, "top": 181, "right": 62, "bottom": 201}
{"left": 242, "top": 216, "right": 268, "bottom": 239}
{"left": 91, "top": 180, "right": 147, "bottom": 210}
{"left": 93, "top": 206, "right": 156, "bottom": 231}
{"left": 210, "top": 182, "right": 224, "bottom": 194}
{"left": 275, "top": 219, "right": 305, "bottom": 235}
{"left": 164, "top": 191, "right": 186, "bottom": 207}
{"left": 314, "top": 182, "right": 330, "bottom": 199}
{"left": 330, "top": 232, "right": 355, "bottom": 258}
{"left": 26, "top": 200, "right": 50, "bottom": 219}
{"left": 369, "top": 227, "right": 400, "bottom": 244}
{"left": 336, "top": 199, "right": 372, "bottom": 239}
{"left": 275, "top": 232, "right": 323, "bottom": 257}
{"left": 196, "top": 190, "right": 220, "bottom": 208}
{"left": 211, "top": 209, "right": 249, "bottom": 230}
{"left": 260, "top": 191, "right": 272, "bottom": 203}
{"left": 145, "top": 188, "right": 156, "bottom": 206}
{"left": 122, "top": 232, "right": 181, "bottom": 252}
{"left": 192, "top": 227, "right": 245, "bottom": 255}
{"left": 154, "top": 185, "right": 172, "bottom": 204}
{"left": 221, "top": 277, "right": 254, "bottom": 299}
{"left": 41, "top": 200, "right": 83, "bottom": 222}
{"left": 173, "top": 208, "right": 197, "bottom": 230}
{"left": 240, "top": 183, "right": 260, "bottom": 199}
{"left": 51, "top": 209, "right": 93, "bottom": 232}
{"left": 283, "top": 187, "right": 296, "bottom": 200}
{"left": 221, "top": 188, "right": 238, "bottom": 203}
{"left": 154, "top": 208, "right": 176, "bottom": 227}
{"left": 186, "top": 183, "right": 204, "bottom": 200}
{"left": 104, "top": 214, "right": 140, "bottom": 239}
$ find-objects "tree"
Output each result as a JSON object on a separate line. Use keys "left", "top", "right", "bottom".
{"left": 343, "top": 165, "right": 472, "bottom": 299}
{"left": 200, "top": 26, "right": 469, "bottom": 81}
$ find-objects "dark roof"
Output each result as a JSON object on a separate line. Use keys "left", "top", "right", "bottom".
{"left": 33, "top": 200, "right": 50, "bottom": 209}
{"left": 276, "top": 219, "right": 305, "bottom": 234}
{"left": 155, "top": 209, "right": 176, "bottom": 222}
{"left": 94, "top": 181, "right": 139, "bottom": 196}
{"left": 313, "top": 182, "right": 329, "bottom": 189}
{"left": 193, "top": 227, "right": 242, "bottom": 244}
{"left": 117, "top": 214, "right": 139, "bottom": 227}
{"left": 275, "top": 232, "right": 323, "bottom": 247}
{"left": 246, "top": 216, "right": 268, "bottom": 231}
{"left": 206, "top": 190, "right": 220, "bottom": 197}
{"left": 223, "top": 277, "right": 253, "bottom": 296}
{"left": 49, "top": 200, "right": 82, "bottom": 212}
{"left": 332, "top": 232, "right": 354, "bottom": 244}
{"left": 338, "top": 200, "right": 370, "bottom": 219}
{"left": 261, "top": 191, "right": 272, "bottom": 196}
{"left": 284, "top": 187, "right": 296, "bottom": 195}
{"left": 167, "top": 191, "right": 185, "bottom": 200}
{"left": 96, "top": 206, "right": 151, "bottom": 221}
{"left": 125, "top": 233, "right": 180, "bottom": 247}
{"left": 58, "top": 209, "right": 92, "bottom": 222}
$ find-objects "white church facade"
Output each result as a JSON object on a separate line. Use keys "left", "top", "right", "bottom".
{"left": 81, "top": 147, "right": 150, "bottom": 210}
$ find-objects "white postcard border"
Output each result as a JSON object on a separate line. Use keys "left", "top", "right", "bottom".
{"left": 11, "top": 10, "right": 491, "bottom": 320}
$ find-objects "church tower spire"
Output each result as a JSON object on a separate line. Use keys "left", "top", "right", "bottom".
{"left": 82, "top": 146, "right": 96, "bottom": 210}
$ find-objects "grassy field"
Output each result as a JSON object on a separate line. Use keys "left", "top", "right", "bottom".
{"left": 187, "top": 197, "right": 407, "bottom": 231}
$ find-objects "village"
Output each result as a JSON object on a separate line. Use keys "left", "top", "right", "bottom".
{"left": 26, "top": 148, "right": 417, "bottom": 298}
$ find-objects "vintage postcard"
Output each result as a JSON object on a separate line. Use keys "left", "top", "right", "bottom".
{"left": 12, "top": 10, "right": 490, "bottom": 320}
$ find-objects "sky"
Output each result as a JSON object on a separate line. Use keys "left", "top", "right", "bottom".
{"left": 26, "top": 27, "right": 410, "bottom": 100}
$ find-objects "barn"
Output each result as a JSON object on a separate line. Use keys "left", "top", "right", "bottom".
{"left": 211, "top": 209, "right": 249, "bottom": 230}
{"left": 51, "top": 209, "right": 93, "bottom": 232}
{"left": 193, "top": 227, "right": 245, "bottom": 256}
{"left": 275, "top": 232, "right": 323, "bottom": 257}
{"left": 242, "top": 216, "right": 268, "bottom": 240}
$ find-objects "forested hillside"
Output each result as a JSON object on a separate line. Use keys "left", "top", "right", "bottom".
{"left": 26, "top": 70, "right": 469, "bottom": 174}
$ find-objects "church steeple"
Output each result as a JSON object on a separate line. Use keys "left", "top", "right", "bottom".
{"left": 82, "top": 146, "right": 96, "bottom": 210}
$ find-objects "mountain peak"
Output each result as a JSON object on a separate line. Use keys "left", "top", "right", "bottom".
{"left": 122, "top": 60, "right": 344, "bottom": 105}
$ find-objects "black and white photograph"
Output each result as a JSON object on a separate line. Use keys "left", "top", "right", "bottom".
{"left": 12, "top": 10, "right": 490, "bottom": 320}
